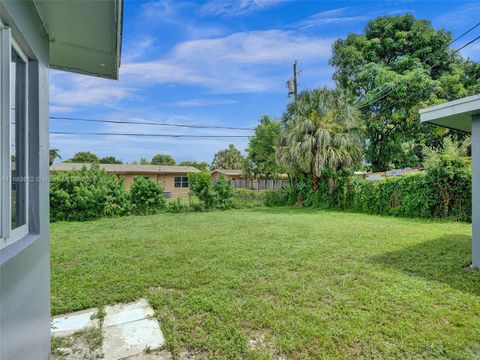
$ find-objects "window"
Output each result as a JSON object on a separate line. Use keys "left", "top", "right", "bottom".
{"left": 1, "top": 29, "right": 30, "bottom": 247}
{"left": 174, "top": 176, "right": 189, "bottom": 188}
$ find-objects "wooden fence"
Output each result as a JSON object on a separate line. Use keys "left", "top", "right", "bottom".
{"left": 230, "top": 179, "right": 289, "bottom": 191}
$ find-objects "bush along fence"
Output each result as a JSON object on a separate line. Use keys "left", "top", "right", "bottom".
{"left": 297, "top": 167, "right": 472, "bottom": 222}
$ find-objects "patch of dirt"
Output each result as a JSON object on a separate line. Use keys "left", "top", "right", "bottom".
{"left": 50, "top": 328, "right": 103, "bottom": 360}
{"left": 247, "top": 330, "right": 286, "bottom": 360}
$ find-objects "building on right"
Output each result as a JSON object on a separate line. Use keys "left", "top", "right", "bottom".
{"left": 420, "top": 94, "right": 480, "bottom": 267}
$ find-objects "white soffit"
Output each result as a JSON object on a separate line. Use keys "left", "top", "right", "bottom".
{"left": 32, "top": 0, "right": 122, "bottom": 80}
{"left": 419, "top": 94, "right": 480, "bottom": 134}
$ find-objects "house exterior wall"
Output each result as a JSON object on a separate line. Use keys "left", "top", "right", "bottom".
{"left": 0, "top": 2, "right": 51, "bottom": 359}
{"left": 116, "top": 173, "right": 192, "bottom": 198}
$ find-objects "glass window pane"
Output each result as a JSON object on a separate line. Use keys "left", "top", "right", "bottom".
{"left": 11, "top": 49, "right": 26, "bottom": 230}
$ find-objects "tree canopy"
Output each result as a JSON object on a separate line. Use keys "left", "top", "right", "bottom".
{"left": 243, "top": 115, "right": 284, "bottom": 178}
{"left": 179, "top": 161, "right": 209, "bottom": 171}
{"left": 330, "top": 14, "right": 479, "bottom": 171}
{"left": 151, "top": 154, "right": 176, "bottom": 166}
{"left": 66, "top": 151, "right": 99, "bottom": 163}
{"left": 211, "top": 144, "right": 244, "bottom": 170}
{"left": 99, "top": 156, "right": 123, "bottom": 164}
{"left": 277, "top": 88, "right": 363, "bottom": 192}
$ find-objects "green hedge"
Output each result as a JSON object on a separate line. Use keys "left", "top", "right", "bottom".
{"left": 304, "top": 171, "right": 471, "bottom": 222}
{"left": 50, "top": 165, "right": 130, "bottom": 222}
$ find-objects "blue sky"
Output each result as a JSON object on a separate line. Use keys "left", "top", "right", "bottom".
{"left": 49, "top": 0, "right": 480, "bottom": 164}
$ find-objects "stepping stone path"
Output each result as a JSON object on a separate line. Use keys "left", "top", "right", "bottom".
{"left": 51, "top": 299, "right": 171, "bottom": 359}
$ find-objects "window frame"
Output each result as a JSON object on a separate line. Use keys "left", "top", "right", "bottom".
{"left": 174, "top": 176, "right": 189, "bottom": 188}
{"left": 0, "top": 28, "right": 30, "bottom": 249}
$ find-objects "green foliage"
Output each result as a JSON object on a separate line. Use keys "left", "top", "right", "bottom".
{"left": 330, "top": 14, "right": 478, "bottom": 171}
{"left": 232, "top": 188, "right": 289, "bottom": 208}
{"left": 243, "top": 116, "right": 284, "bottom": 178}
{"left": 151, "top": 153, "right": 176, "bottom": 165}
{"left": 66, "top": 151, "right": 99, "bottom": 164}
{"left": 99, "top": 156, "right": 123, "bottom": 164}
{"left": 179, "top": 160, "right": 209, "bottom": 171}
{"left": 211, "top": 144, "right": 244, "bottom": 170}
{"left": 188, "top": 172, "right": 234, "bottom": 210}
{"left": 129, "top": 176, "right": 166, "bottom": 215}
{"left": 212, "top": 176, "right": 233, "bottom": 210}
{"left": 188, "top": 172, "right": 216, "bottom": 210}
{"left": 278, "top": 88, "right": 363, "bottom": 192}
{"left": 295, "top": 142, "right": 471, "bottom": 221}
{"left": 49, "top": 148, "right": 61, "bottom": 165}
{"left": 50, "top": 164, "right": 129, "bottom": 222}
{"left": 165, "top": 197, "right": 189, "bottom": 213}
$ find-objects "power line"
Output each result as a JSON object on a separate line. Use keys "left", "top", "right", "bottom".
{"left": 356, "top": 21, "right": 480, "bottom": 109}
{"left": 454, "top": 33, "right": 480, "bottom": 53}
{"left": 50, "top": 116, "right": 255, "bottom": 131}
{"left": 449, "top": 20, "right": 480, "bottom": 46}
{"left": 49, "top": 131, "right": 274, "bottom": 138}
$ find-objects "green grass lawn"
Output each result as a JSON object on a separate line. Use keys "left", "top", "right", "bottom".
{"left": 51, "top": 207, "right": 480, "bottom": 359}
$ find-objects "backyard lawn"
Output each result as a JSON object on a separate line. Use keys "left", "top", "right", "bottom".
{"left": 51, "top": 208, "right": 480, "bottom": 359}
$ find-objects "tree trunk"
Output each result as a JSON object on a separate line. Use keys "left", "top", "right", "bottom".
{"left": 312, "top": 175, "right": 319, "bottom": 193}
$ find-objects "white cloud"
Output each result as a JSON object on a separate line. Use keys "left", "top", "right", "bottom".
{"left": 295, "top": 7, "right": 367, "bottom": 28}
{"left": 50, "top": 29, "right": 334, "bottom": 110}
{"left": 168, "top": 98, "right": 238, "bottom": 107}
{"left": 200, "top": 0, "right": 285, "bottom": 17}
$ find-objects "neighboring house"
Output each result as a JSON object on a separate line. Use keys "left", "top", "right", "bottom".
{"left": 211, "top": 169, "right": 244, "bottom": 181}
{"left": 0, "top": 2, "right": 122, "bottom": 359}
{"left": 50, "top": 163, "right": 200, "bottom": 198}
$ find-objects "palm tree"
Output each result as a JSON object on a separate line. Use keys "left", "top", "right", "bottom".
{"left": 277, "top": 88, "right": 363, "bottom": 192}
{"left": 49, "top": 149, "right": 61, "bottom": 165}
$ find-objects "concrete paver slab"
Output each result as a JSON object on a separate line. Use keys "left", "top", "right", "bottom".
{"left": 51, "top": 308, "right": 99, "bottom": 337}
{"left": 104, "top": 299, "right": 154, "bottom": 327}
{"left": 102, "top": 318, "right": 165, "bottom": 360}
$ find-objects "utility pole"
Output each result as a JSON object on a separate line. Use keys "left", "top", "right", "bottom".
{"left": 287, "top": 60, "right": 299, "bottom": 102}
{"left": 293, "top": 60, "right": 297, "bottom": 102}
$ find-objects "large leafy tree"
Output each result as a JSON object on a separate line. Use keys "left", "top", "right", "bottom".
{"left": 66, "top": 151, "right": 99, "bottom": 163}
{"left": 243, "top": 115, "right": 284, "bottom": 178}
{"left": 330, "top": 14, "right": 479, "bottom": 171}
{"left": 151, "top": 153, "right": 176, "bottom": 165}
{"left": 99, "top": 156, "right": 123, "bottom": 164}
{"left": 211, "top": 144, "right": 244, "bottom": 170}
{"left": 179, "top": 161, "right": 209, "bottom": 171}
{"left": 277, "top": 88, "right": 363, "bottom": 192}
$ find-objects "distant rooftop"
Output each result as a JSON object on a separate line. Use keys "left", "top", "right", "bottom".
{"left": 211, "top": 169, "right": 242, "bottom": 176}
{"left": 50, "top": 163, "right": 200, "bottom": 174}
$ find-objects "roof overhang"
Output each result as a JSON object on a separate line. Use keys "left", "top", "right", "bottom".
{"left": 32, "top": 0, "right": 123, "bottom": 79}
{"left": 419, "top": 94, "right": 480, "bottom": 134}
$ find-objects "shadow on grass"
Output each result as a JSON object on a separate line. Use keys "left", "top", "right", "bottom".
{"left": 372, "top": 234, "right": 480, "bottom": 297}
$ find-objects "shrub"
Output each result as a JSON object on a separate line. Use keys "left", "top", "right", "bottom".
{"left": 50, "top": 165, "right": 129, "bottom": 222}
{"left": 231, "top": 188, "right": 289, "bottom": 208}
{"left": 130, "top": 176, "right": 165, "bottom": 215}
{"left": 212, "top": 176, "right": 233, "bottom": 210}
{"left": 165, "top": 197, "right": 189, "bottom": 213}
{"left": 298, "top": 168, "right": 471, "bottom": 222}
{"left": 188, "top": 172, "right": 216, "bottom": 210}
{"left": 189, "top": 172, "right": 234, "bottom": 210}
